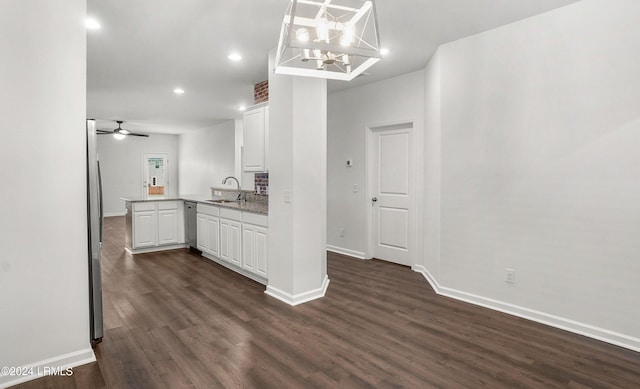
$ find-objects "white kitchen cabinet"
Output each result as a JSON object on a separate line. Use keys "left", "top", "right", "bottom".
{"left": 133, "top": 211, "right": 157, "bottom": 248}
{"left": 127, "top": 200, "right": 185, "bottom": 254}
{"left": 243, "top": 104, "right": 268, "bottom": 172}
{"left": 197, "top": 213, "right": 220, "bottom": 257}
{"left": 196, "top": 203, "right": 268, "bottom": 284}
{"left": 220, "top": 218, "right": 242, "bottom": 266}
{"left": 157, "top": 209, "right": 178, "bottom": 245}
{"left": 197, "top": 213, "right": 209, "bottom": 252}
{"left": 242, "top": 223, "right": 268, "bottom": 278}
{"left": 197, "top": 204, "right": 220, "bottom": 258}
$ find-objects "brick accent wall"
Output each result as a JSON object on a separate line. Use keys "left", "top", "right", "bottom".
{"left": 254, "top": 80, "right": 269, "bottom": 104}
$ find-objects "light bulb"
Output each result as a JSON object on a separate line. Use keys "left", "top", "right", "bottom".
{"left": 301, "top": 48, "right": 311, "bottom": 62}
{"left": 316, "top": 18, "right": 329, "bottom": 42}
{"left": 340, "top": 24, "right": 354, "bottom": 47}
{"left": 296, "top": 28, "right": 309, "bottom": 42}
{"left": 113, "top": 133, "right": 126, "bottom": 140}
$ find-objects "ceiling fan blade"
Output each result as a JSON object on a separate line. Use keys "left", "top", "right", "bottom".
{"left": 97, "top": 132, "right": 113, "bottom": 135}
{"left": 127, "top": 133, "right": 149, "bottom": 137}
{"left": 97, "top": 129, "right": 113, "bottom": 133}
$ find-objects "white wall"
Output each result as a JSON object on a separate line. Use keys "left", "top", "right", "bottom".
{"left": 266, "top": 50, "right": 328, "bottom": 304}
{"left": 178, "top": 120, "right": 235, "bottom": 194}
{"left": 426, "top": 0, "right": 640, "bottom": 347}
{"left": 0, "top": 1, "right": 95, "bottom": 386}
{"left": 98, "top": 134, "right": 179, "bottom": 215}
{"left": 423, "top": 51, "right": 442, "bottom": 278}
{"left": 234, "top": 119, "right": 245, "bottom": 189}
{"left": 327, "top": 71, "right": 425, "bottom": 257}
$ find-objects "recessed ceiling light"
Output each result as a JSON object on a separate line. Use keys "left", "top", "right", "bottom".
{"left": 228, "top": 53, "right": 242, "bottom": 62}
{"left": 85, "top": 18, "right": 101, "bottom": 30}
{"left": 238, "top": 105, "right": 247, "bottom": 111}
{"left": 380, "top": 48, "right": 390, "bottom": 56}
{"left": 174, "top": 88, "right": 185, "bottom": 94}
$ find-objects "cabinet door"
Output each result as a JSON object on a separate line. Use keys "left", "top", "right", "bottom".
{"left": 134, "top": 211, "right": 157, "bottom": 248}
{"left": 228, "top": 220, "right": 242, "bottom": 266}
{"left": 197, "top": 214, "right": 209, "bottom": 253}
{"left": 207, "top": 216, "right": 220, "bottom": 258}
{"left": 243, "top": 107, "right": 265, "bottom": 172}
{"left": 157, "top": 209, "right": 178, "bottom": 245}
{"left": 219, "top": 219, "right": 230, "bottom": 262}
{"left": 264, "top": 106, "right": 269, "bottom": 172}
{"left": 242, "top": 225, "right": 255, "bottom": 273}
{"left": 254, "top": 226, "right": 268, "bottom": 278}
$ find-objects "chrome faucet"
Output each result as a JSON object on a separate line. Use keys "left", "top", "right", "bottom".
{"left": 222, "top": 176, "right": 244, "bottom": 202}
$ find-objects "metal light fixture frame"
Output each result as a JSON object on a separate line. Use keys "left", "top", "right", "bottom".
{"left": 275, "top": 0, "right": 382, "bottom": 81}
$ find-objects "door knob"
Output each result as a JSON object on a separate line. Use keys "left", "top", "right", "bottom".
{"left": 371, "top": 197, "right": 378, "bottom": 202}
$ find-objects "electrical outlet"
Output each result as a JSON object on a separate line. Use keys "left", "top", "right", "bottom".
{"left": 339, "top": 228, "right": 345, "bottom": 237}
{"left": 505, "top": 268, "right": 516, "bottom": 284}
{"left": 353, "top": 184, "right": 359, "bottom": 193}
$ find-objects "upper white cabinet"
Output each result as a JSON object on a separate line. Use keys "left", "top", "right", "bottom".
{"left": 243, "top": 104, "right": 269, "bottom": 172}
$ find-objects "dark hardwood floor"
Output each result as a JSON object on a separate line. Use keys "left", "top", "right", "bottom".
{"left": 13, "top": 216, "right": 640, "bottom": 388}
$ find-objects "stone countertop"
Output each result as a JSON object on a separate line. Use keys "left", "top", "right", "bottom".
{"left": 120, "top": 194, "right": 268, "bottom": 215}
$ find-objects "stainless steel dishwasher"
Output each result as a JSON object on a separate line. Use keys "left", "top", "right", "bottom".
{"left": 184, "top": 201, "right": 198, "bottom": 250}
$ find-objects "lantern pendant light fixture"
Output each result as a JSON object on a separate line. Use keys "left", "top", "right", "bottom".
{"left": 275, "top": 0, "right": 382, "bottom": 81}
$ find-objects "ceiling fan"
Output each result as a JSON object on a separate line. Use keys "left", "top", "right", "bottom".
{"left": 97, "top": 120, "right": 149, "bottom": 139}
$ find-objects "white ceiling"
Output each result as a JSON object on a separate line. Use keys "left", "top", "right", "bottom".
{"left": 87, "top": 0, "right": 581, "bottom": 135}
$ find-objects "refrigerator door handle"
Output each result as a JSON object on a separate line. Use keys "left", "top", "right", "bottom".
{"left": 97, "top": 159, "right": 104, "bottom": 242}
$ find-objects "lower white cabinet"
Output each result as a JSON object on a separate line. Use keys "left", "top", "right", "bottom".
{"left": 220, "top": 218, "right": 242, "bottom": 266}
{"left": 158, "top": 209, "right": 179, "bottom": 245}
{"left": 127, "top": 200, "right": 185, "bottom": 253}
{"left": 133, "top": 210, "right": 157, "bottom": 248}
{"left": 197, "top": 203, "right": 268, "bottom": 283}
{"left": 197, "top": 213, "right": 220, "bottom": 258}
{"left": 242, "top": 224, "right": 268, "bottom": 278}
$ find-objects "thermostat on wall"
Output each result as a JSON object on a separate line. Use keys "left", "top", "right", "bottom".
{"left": 346, "top": 159, "right": 353, "bottom": 167}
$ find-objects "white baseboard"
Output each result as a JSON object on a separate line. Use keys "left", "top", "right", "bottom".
{"left": 265, "top": 275, "right": 330, "bottom": 306}
{"left": 326, "top": 245, "right": 367, "bottom": 260}
{"left": 126, "top": 244, "right": 187, "bottom": 255}
{"left": 104, "top": 212, "right": 126, "bottom": 217}
{"left": 412, "top": 265, "right": 640, "bottom": 353}
{"left": 0, "top": 347, "right": 96, "bottom": 388}
{"left": 202, "top": 252, "right": 267, "bottom": 285}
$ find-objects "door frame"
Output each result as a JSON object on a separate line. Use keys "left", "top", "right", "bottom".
{"left": 142, "top": 153, "right": 169, "bottom": 196}
{"left": 365, "top": 119, "right": 417, "bottom": 266}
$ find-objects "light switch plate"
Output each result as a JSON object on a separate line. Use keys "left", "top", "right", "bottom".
{"left": 284, "top": 190, "right": 292, "bottom": 203}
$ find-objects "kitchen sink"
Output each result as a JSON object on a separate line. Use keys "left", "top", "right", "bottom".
{"left": 205, "top": 199, "right": 239, "bottom": 204}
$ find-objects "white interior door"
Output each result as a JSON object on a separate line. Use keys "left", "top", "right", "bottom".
{"left": 371, "top": 125, "right": 414, "bottom": 266}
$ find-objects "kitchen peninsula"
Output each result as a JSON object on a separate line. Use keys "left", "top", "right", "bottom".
{"left": 121, "top": 189, "right": 269, "bottom": 284}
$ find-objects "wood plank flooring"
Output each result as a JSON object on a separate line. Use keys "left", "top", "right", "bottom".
{"left": 12, "top": 216, "right": 640, "bottom": 388}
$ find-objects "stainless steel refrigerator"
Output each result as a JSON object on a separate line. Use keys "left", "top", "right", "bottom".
{"left": 87, "top": 119, "right": 104, "bottom": 345}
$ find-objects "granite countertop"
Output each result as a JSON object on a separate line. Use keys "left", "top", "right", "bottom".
{"left": 200, "top": 199, "right": 268, "bottom": 214}
{"left": 120, "top": 194, "right": 268, "bottom": 215}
